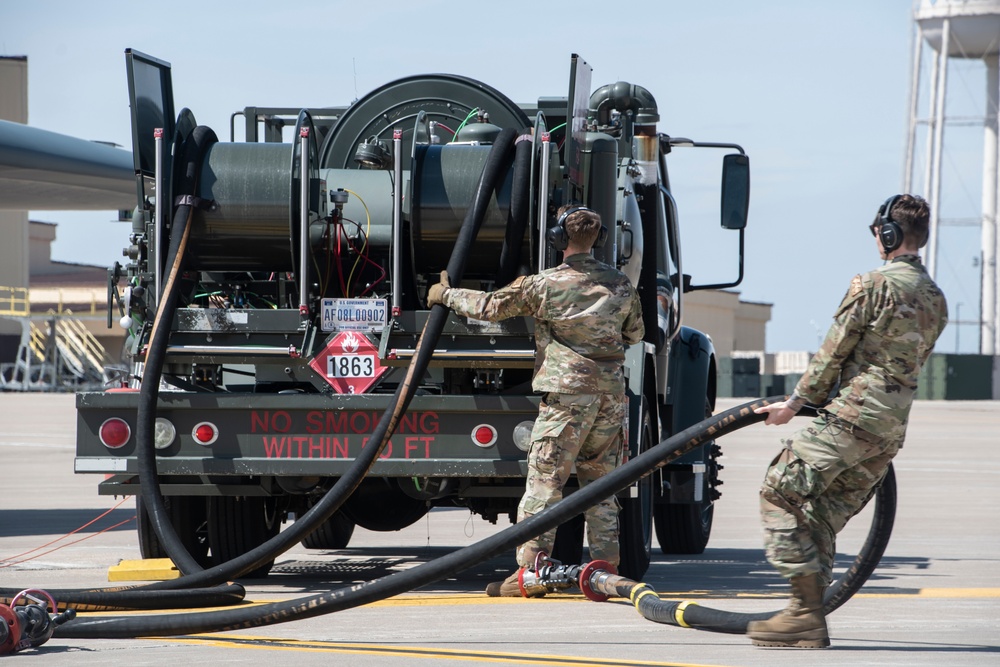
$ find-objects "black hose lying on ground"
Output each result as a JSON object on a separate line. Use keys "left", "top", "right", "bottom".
{"left": 586, "top": 464, "right": 896, "bottom": 633}
{"left": 0, "top": 584, "right": 247, "bottom": 613}
{"left": 55, "top": 395, "right": 893, "bottom": 638}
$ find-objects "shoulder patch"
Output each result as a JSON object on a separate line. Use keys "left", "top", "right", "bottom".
{"left": 849, "top": 275, "right": 864, "bottom": 298}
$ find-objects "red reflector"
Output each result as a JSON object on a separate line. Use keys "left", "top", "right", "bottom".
{"left": 99, "top": 418, "right": 131, "bottom": 449}
{"left": 472, "top": 424, "right": 497, "bottom": 448}
{"left": 192, "top": 422, "right": 218, "bottom": 446}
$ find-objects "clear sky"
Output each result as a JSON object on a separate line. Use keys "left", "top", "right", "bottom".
{"left": 0, "top": 0, "right": 984, "bottom": 353}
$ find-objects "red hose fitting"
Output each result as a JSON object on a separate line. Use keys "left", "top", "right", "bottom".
{"left": 0, "top": 604, "right": 21, "bottom": 655}
{"left": 579, "top": 560, "right": 617, "bottom": 602}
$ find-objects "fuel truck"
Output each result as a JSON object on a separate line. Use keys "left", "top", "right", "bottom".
{"left": 74, "top": 51, "right": 750, "bottom": 581}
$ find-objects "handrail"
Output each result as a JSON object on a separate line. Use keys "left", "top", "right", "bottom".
{"left": 0, "top": 285, "right": 29, "bottom": 317}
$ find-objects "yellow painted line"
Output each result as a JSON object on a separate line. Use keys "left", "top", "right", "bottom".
{"left": 77, "top": 587, "right": 1000, "bottom": 619}
{"left": 154, "top": 634, "right": 727, "bottom": 667}
{"left": 856, "top": 587, "right": 1000, "bottom": 599}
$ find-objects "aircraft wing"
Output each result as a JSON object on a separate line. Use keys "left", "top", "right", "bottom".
{"left": 0, "top": 119, "right": 135, "bottom": 211}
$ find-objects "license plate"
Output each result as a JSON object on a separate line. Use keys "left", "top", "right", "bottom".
{"left": 321, "top": 298, "right": 387, "bottom": 332}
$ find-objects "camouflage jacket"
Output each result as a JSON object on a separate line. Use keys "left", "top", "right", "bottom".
{"left": 443, "top": 253, "right": 644, "bottom": 394}
{"left": 794, "top": 254, "right": 947, "bottom": 441}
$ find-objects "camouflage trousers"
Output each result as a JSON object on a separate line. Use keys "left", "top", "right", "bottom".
{"left": 760, "top": 411, "right": 900, "bottom": 586}
{"left": 515, "top": 391, "right": 625, "bottom": 569}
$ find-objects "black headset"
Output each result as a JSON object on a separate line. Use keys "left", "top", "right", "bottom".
{"left": 875, "top": 194, "right": 904, "bottom": 253}
{"left": 546, "top": 206, "right": 608, "bottom": 251}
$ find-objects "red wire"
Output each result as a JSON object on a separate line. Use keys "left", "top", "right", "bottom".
{"left": 343, "top": 228, "right": 386, "bottom": 297}
{"left": 0, "top": 498, "right": 134, "bottom": 568}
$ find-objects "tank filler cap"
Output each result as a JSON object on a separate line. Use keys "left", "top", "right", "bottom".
{"left": 455, "top": 121, "right": 502, "bottom": 144}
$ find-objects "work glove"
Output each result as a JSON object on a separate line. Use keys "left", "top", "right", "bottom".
{"left": 427, "top": 270, "right": 451, "bottom": 307}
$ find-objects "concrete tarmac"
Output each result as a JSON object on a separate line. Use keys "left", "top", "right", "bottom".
{"left": 0, "top": 393, "right": 997, "bottom": 666}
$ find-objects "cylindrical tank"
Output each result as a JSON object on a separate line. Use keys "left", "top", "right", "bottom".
{"left": 189, "top": 142, "right": 295, "bottom": 270}
{"left": 410, "top": 143, "right": 516, "bottom": 275}
{"left": 180, "top": 139, "right": 524, "bottom": 282}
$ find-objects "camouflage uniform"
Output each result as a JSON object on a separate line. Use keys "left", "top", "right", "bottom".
{"left": 443, "top": 253, "right": 644, "bottom": 567}
{"left": 761, "top": 254, "right": 947, "bottom": 585}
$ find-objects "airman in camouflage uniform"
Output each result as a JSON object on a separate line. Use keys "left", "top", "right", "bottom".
{"left": 748, "top": 194, "right": 947, "bottom": 648}
{"left": 428, "top": 206, "right": 644, "bottom": 597}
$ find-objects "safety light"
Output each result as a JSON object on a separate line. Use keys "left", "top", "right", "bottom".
{"left": 154, "top": 417, "right": 177, "bottom": 450}
{"left": 192, "top": 422, "right": 219, "bottom": 446}
{"left": 471, "top": 424, "right": 497, "bottom": 448}
{"left": 99, "top": 418, "right": 131, "bottom": 449}
{"left": 513, "top": 420, "right": 534, "bottom": 452}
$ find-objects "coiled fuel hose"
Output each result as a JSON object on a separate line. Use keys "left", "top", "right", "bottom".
{"left": 54, "top": 396, "right": 894, "bottom": 638}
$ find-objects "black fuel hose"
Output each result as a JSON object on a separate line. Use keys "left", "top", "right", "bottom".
{"left": 0, "top": 127, "right": 248, "bottom": 613}
{"left": 55, "top": 395, "right": 890, "bottom": 639}
{"left": 585, "top": 465, "right": 895, "bottom": 633}
{"left": 0, "top": 584, "right": 247, "bottom": 613}
{"left": 497, "top": 129, "right": 532, "bottom": 285}
{"left": 137, "top": 125, "right": 219, "bottom": 576}
{"left": 130, "top": 126, "right": 520, "bottom": 590}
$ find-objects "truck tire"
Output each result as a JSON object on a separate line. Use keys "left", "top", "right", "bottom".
{"left": 617, "top": 407, "right": 655, "bottom": 580}
{"left": 342, "top": 478, "right": 429, "bottom": 531}
{"left": 136, "top": 495, "right": 210, "bottom": 566}
{"left": 300, "top": 510, "right": 355, "bottom": 550}
{"left": 654, "top": 400, "right": 717, "bottom": 555}
{"left": 654, "top": 489, "right": 714, "bottom": 555}
{"left": 207, "top": 496, "right": 281, "bottom": 578}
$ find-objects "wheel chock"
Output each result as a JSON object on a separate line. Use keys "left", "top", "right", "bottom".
{"left": 107, "top": 558, "right": 181, "bottom": 581}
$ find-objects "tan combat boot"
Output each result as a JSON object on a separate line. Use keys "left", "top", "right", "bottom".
{"left": 485, "top": 570, "right": 545, "bottom": 598}
{"left": 747, "top": 573, "right": 829, "bottom": 648}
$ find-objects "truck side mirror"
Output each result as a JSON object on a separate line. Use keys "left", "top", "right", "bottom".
{"left": 720, "top": 153, "right": 750, "bottom": 230}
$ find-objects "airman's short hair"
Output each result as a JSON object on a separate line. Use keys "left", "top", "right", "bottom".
{"left": 557, "top": 205, "right": 602, "bottom": 247}
{"left": 886, "top": 194, "right": 931, "bottom": 248}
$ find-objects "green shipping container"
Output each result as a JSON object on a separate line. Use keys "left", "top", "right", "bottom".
{"left": 917, "top": 354, "right": 993, "bottom": 400}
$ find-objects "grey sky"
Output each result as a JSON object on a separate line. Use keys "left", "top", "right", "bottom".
{"left": 0, "top": 0, "right": 982, "bottom": 353}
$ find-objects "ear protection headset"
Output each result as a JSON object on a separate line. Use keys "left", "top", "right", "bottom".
{"left": 874, "top": 194, "right": 904, "bottom": 253}
{"left": 546, "top": 206, "right": 609, "bottom": 251}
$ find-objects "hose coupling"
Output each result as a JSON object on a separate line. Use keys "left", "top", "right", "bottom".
{"left": 0, "top": 589, "right": 76, "bottom": 655}
{"left": 517, "top": 553, "right": 584, "bottom": 597}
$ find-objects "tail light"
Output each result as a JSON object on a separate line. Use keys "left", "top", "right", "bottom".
{"left": 471, "top": 424, "right": 497, "bottom": 448}
{"left": 192, "top": 422, "right": 219, "bottom": 446}
{"left": 99, "top": 418, "right": 131, "bottom": 449}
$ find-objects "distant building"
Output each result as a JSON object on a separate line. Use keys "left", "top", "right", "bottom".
{"left": 683, "top": 289, "right": 772, "bottom": 358}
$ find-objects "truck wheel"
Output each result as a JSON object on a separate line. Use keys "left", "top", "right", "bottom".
{"left": 654, "top": 491, "right": 714, "bottom": 555}
{"left": 300, "top": 510, "right": 355, "bottom": 549}
{"left": 136, "top": 495, "right": 210, "bottom": 566}
{"left": 342, "top": 478, "right": 429, "bottom": 531}
{"left": 654, "top": 400, "right": 717, "bottom": 555}
{"left": 207, "top": 496, "right": 281, "bottom": 578}
{"left": 618, "top": 407, "right": 655, "bottom": 581}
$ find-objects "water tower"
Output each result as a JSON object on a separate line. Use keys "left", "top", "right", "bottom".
{"left": 904, "top": 0, "right": 1000, "bottom": 354}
